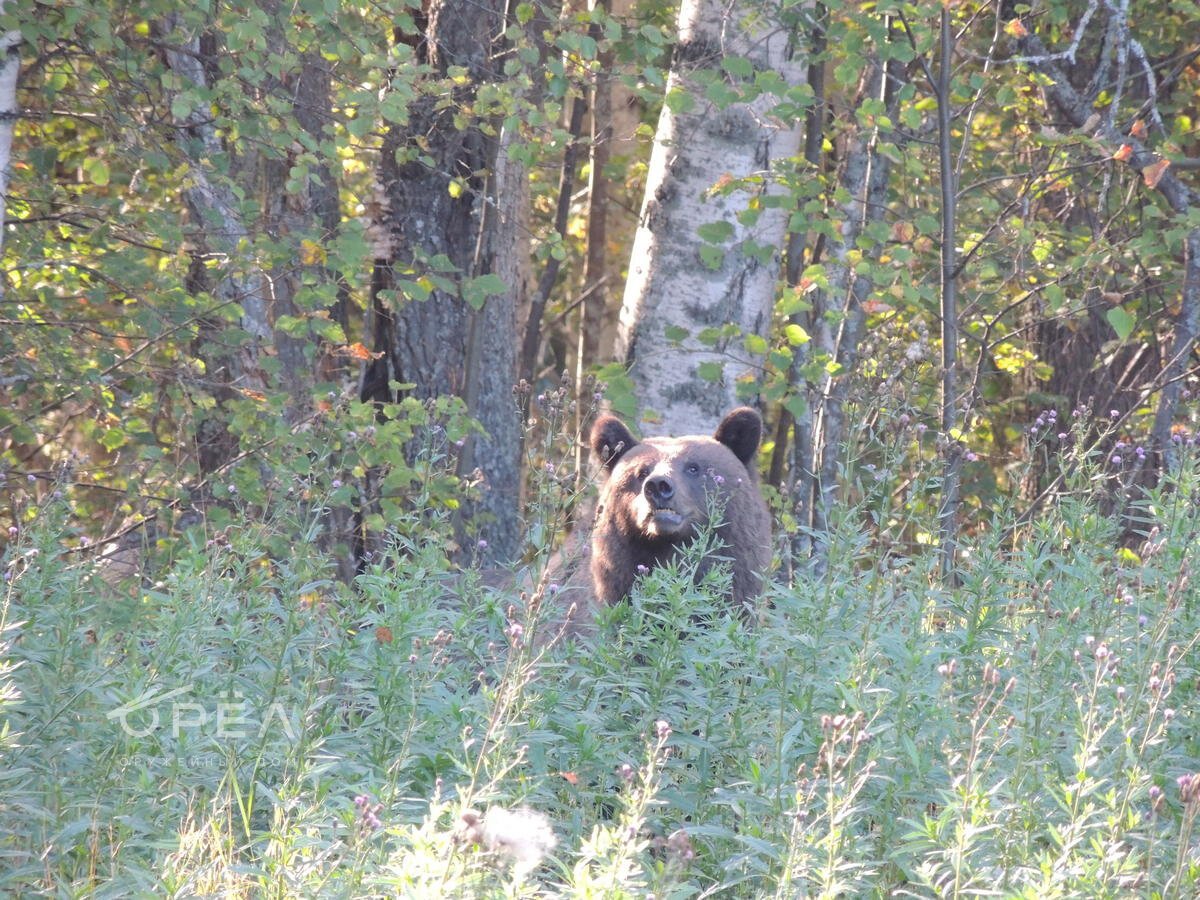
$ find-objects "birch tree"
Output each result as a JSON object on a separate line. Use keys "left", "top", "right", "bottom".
{"left": 0, "top": 0, "right": 17, "bottom": 264}
{"left": 158, "top": 15, "right": 272, "bottom": 474}
{"left": 616, "top": 0, "right": 802, "bottom": 436}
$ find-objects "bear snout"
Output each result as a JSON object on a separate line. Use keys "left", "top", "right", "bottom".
{"left": 643, "top": 475, "right": 675, "bottom": 508}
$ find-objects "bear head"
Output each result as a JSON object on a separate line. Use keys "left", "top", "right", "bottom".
{"left": 587, "top": 407, "right": 770, "bottom": 609}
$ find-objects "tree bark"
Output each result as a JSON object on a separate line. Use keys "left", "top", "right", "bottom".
{"left": 615, "top": 0, "right": 802, "bottom": 436}
{"left": 0, "top": 2, "right": 19, "bottom": 265}
{"left": 805, "top": 50, "right": 898, "bottom": 569}
{"left": 367, "top": 0, "right": 526, "bottom": 563}
{"left": 575, "top": 0, "right": 614, "bottom": 478}
{"left": 159, "top": 17, "right": 270, "bottom": 478}
{"left": 934, "top": 7, "right": 961, "bottom": 581}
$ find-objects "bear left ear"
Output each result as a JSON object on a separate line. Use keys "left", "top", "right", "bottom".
{"left": 714, "top": 407, "right": 762, "bottom": 466}
{"left": 591, "top": 415, "right": 638, "bottom": 470}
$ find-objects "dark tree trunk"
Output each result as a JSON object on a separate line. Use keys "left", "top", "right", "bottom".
{"left": 365, "top": 0, "right": 524, "bottom": 563}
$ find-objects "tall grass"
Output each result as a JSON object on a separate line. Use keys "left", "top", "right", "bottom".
{"left": 2, "top": 450, "right": 1198, "bottom": 897}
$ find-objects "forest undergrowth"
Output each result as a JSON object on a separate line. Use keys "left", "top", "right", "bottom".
{"left": 2, "top": 432, "right": 1200, "bottom": 898}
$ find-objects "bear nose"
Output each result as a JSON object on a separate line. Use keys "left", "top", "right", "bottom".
{"left": 644, "top": 475, "right": 674, "bottom": 506}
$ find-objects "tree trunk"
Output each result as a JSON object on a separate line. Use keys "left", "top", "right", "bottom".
{"left": 0, "top": 3, "right": 18, "bottom": 264}
{"left": 258, "top": 9, "right": 356, "bottom": 580}
{"left": 804, "top": 46, "right": 901, "bottom": 571}
{"left": 934, "top": 7, "right": 961, "bottom": 581}
{"left": 575, "top": 0, "right": 615, "bottom": 478}
{"left": 367, "top": 0, "right": 526, "bottom": 563}
{"left": 159, "top": 18, "right": 270, "bottom": 478}
{"left": 615, "top": 0, "right": 802, "bottom": 436}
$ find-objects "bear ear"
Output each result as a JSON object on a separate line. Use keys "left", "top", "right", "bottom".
{"left": 591, "top": 416, "right": 637, "bottom": 470}
{"left": 714, "top": 407, "right": 762, "bottom": 466}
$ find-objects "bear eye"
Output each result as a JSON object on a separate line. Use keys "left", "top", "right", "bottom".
{"left": 636, "top": 465, "right": 652, "bottom": 481}
{"left": 685, "top": 462, "right": 700, "bottom": 476}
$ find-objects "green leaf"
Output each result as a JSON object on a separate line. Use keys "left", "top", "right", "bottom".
{"left": 697, "top": 220, "right": 734, "bottom": 244}
{"left": 664, "top": 326, "right": 689, "bottom": 342}
{"left": 85, "top": 158, "right": 110, "bottom": 187}
{"left": 462, "top": 273, "right": 508, "bottom": 309}
{"left": 170, "top": 94, "right": 193, "bottom": 119}
{"left": 783, "top": 393, "right": 807, "bottom": 419}
{"left": 697, "top": 361, "right": 723, "bottom": 382}
{"left": 743, "top": 333, "right": 768, "bottom": 354}
{"left": 100, "top": 428, "right": 127, "bottom": 451}
{"left": 722, "top": 56, "right": 753, "bottom": 79}
{"left": 699, "top": 245, "right": 724, "bottom": 270}
{"left": 1106, "top": 306, "right": 1135, "bottom": 340}
{"left": 785, "top": 324, "right": 811, "bottom": 346}
{"left": 705, "top": 81, "right": 740, "bottom": 108}
{"left": 664, "top": 88, "right": 694, "bottom": 114}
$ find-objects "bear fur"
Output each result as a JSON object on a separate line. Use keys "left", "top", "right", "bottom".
{"left": 585, "top": 407, "right": 772, "bottom": 613}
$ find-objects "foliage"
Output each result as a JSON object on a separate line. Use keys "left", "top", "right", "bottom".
{"left": 2, "top": 2, "right": 1199, "bottom": 891}
{"left": 3, "top": 440, "right": 1200, "bottom": 897}
{"left": 4, "top": 0, "right": 1199, "bottom": 553}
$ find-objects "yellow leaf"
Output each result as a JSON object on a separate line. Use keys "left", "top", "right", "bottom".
{"left": 300, "top": 239, "right": 326, "bottom": 265}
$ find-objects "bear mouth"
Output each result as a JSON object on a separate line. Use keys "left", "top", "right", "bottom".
{"left": 649, "top": 507, "right": 686, "bottom": 532}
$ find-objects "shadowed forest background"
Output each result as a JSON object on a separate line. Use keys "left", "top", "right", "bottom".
{"left": 2, "top": 0, "right": 1200, "bottom": 896}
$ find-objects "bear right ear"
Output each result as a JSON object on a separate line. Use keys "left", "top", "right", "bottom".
{"left": 714, "top": 406, "right": 762, "bottom": 467}
{"left": 591, "top": 416, "right": 637, "bottom": 470}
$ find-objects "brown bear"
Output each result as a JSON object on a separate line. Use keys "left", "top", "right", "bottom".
{"left": 585, "top": 406, "right": 772, "bottom": 615}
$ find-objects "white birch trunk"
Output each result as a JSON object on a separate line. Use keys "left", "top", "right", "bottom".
{"left": 616, "top": 0, "right": 802, "bottom": 436}
{"left": 0, "top": 3, "right": 20, "bottom": 262}
{"left": 161, "top": 17, "right": 270, "bottom": 391}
